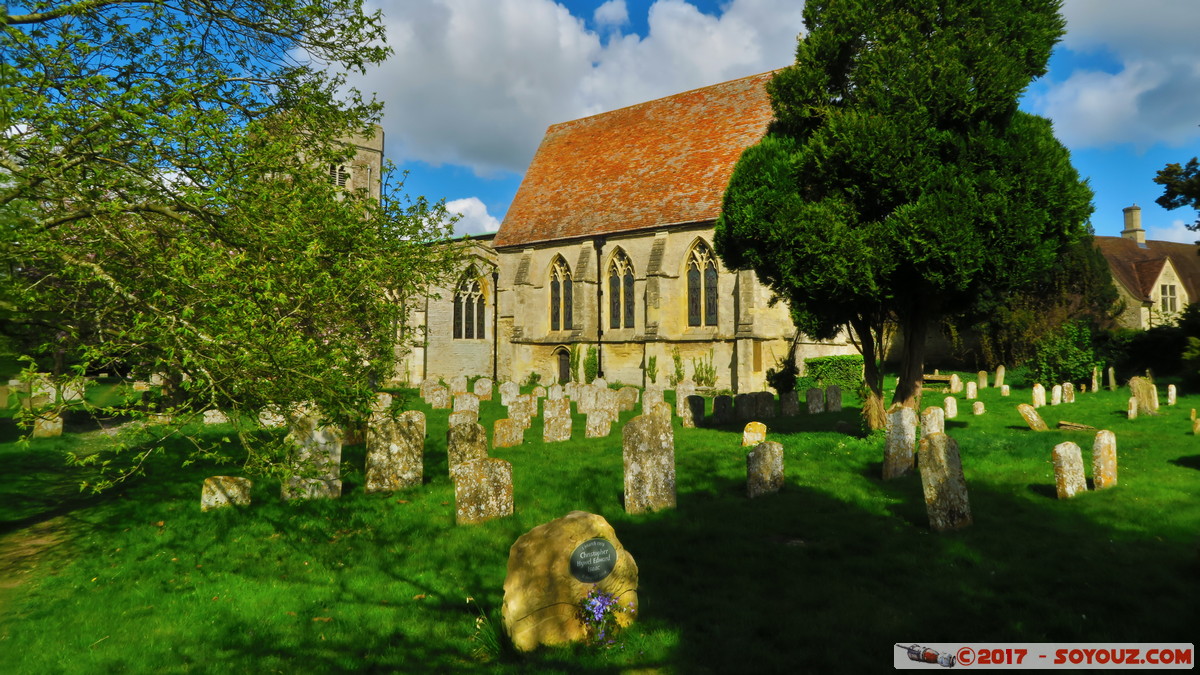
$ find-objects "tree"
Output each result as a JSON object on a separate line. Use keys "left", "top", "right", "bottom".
{"left": 1155, "top": 157, "right": 1200, "bottom": 229}
{"left": 1, "top": 1, "right": 460, "bottom": 488}
{"left": 715, "top": 0, "right": 1093, "bottom": 425}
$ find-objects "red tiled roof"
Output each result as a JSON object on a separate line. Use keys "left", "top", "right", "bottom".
{"left": 1095, "top": 235, "right": 1200, "bottom": 301}
{"left": 493, "top": 71, "right": 777, "bottom": 249}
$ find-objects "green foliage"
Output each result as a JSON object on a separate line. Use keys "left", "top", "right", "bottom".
{"left": 668, "top": 348, "right": 685, "bottom": 386}
{"left": 521, "top": 371, "right": 542, "bottom": 389}
{"left": 766, "top": 354, "right": 798, "bottom": 394}
{"left": 646, "top": 355, "right": 658, "bottom": 384}
{"left": 570, "top": 344, "right": 582, "bottom": 382}
{"left": 1028, "top": 321, "right": 1098, "bottom": 384}
{"left": 1155, "top": 157, "right": 1200, "bottom": 228}
{"left": 690, "top": 349, "right": 717, "bottom": 388}
{"left": 804, "top": 355, "right": 864, "bottom": 391}
{"left": 584, "top": 346, "right": 599, "bottom": 384}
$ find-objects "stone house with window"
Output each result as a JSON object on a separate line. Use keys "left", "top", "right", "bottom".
{"left": 1095, "top": 204, "right": 1200, "bottom": 329}
{"left": 399, "top": 71, "right": 855, "bottom": 391}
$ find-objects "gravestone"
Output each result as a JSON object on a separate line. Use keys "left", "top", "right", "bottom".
{"left": 1052, "top": 441, "right": 1088, "bottom": 499}
{"left": 1193, "top": 418, "right": 1200, "bottom": 435}
{"left": 508, "top": 394, "right": 538, "bottom": 429}
{"left": 921, "top": 406, "right": 945, "bottom": 436}
{"left": 428, "top": 384, "right": 451, "bottom": 410}
{"left": 1032, "top": 383, "right": 1046, "bottom": 408}
{"left": 501, "top": 511, "right": 638, "bottom": 652}
{"left": 453, "top": 393, "right": 480, "bottom": 415}
{"left": 494, "top": 418, "right": 525, "bottom": 448}
{"left": 650, "top": 401, "right": 673, "bottom": 421}
{"left": 1060, "top": 383, "right": 1074, "bottom": 404}
{"left": 282, "top": 408, "right": 343, "bottom": 500}
{"left": 622, "top": 413, "right": 676, "bottom": 514}
{"left": 449, "top": 375, "right": 469, "bottom": 395}
{"left": 1092, "top": 430, "right": 1118, "bottom": 490}
{"left": 684, "top": 395, "right": 705, "bottom": 428}
{"left": 366, "top": 409, "right": 424, "bottom": 493}
{"left": 201, "top": 476, "right": 253, "bottom": 511}
{"left": 448, "top": 410, "right": 478, "bottom": 428}
{"left": 1091, "top": 366, "right": 1099, "bottom": 393}
{"left": 616, "top": 387, "right": 640, "bottom": 412}
{"left": 949, "top": 374, "right": 963, "bottom": 394}
{"left": 965, "top": 382, "right": 977, "bottom": 400}
{"left": 806, "top": 388, "right": 824, "bottom": 414}
{"left": 547, "top": 383, "right": 564, "bottom": 401}
{"left": 1129, "top": 376, "right": 1158, "bottom": 415}
{"left": 32, "top": 414, "right": 63, "bottom": 438}
{"left": 754, "top": 392, "right": 776, "bottom": 419}
{"left": 132, "top": 380, "right": 151, "bottom": 392}
{"left": 977, "top": 370, "right": 988, "bottom": 390}
{"left": 451, "top": 458, "right": 513, "bottom": 525}
{"left": 825, "top": 386, "right": 842, "bottom": 413}
{"left": 420, "top": 378, "right": 440, "bottom": 402}
{"left": 994, "top": 365, "right": 1006, "bottom": 389}
{"left": 883, "top": 406, "right": 917, "bottom": 479}
{"left": 499, "top": 381, "right": 520, "bottom": 406}
{"left": 675, "top": 382, "right": 696, "bottom": 418}
{"left": 585, "top": 411, "right": 612, "bottom": 438}
{"left": 1168, "top": 384, "right": 1177, "bottom": 406}
{"left": 712, "top": 395, "right": 734, "bottom": 425}
{"left": 943, "top": 396, "right": 958, "bottom": 419}
{"left": 593, "top": 378, "right": 608, "bottom": 390}
{"left": 746, "top": 441, "right": 784, "bottom": 499}
{"left": 1107, "top": 366, "right": 1116, "bottom": 391}
{"left": 574, "top": 385, "right": 597, "bottom": 414}
{"left": 1127, "top": 397, "right": 1138, "bottom": 420}
{"left": 1017, "top": 403, "right": 1048, "bottom": 431}
{"left": 742, "top": 421, "right": 767, "bottom": 447}
{"left": 780, "top": 390, "right": 799, "bottom": 417}
{"left": 544, "top": 397, "right": 570, "bottom": 419}
{"left": 596, "top": 388, "right": 620, "bottom": 426}
{"left": 735, "top": 393, "right": 755, "bottom": 422}
{"left": 1050, "top": 384, "right": 1062, "bottom": 406}
{"left": 972, "top": 401, "right": 985, "bottom": 416}
{"left": 543, "top": 411, "right": 572, "bottom": 443}
{"left": 918, "top": 433, "right": 972, "bottom": 532}
{"left": 447, "top": 422, "right": 489, "bottom": 475}
{"left": 259, "top": 405, "right": 286, "bottom": 428}
{"left": 1000, "top": 385, "right": 1010, "bottom": 397}
{"left": 474, "top": 377, "right": 494, "bottom": 401}
{"left": 532, "top": 385, "right": 547, "bottom": 400}
{"left": 642, "top": 387, "right": 664, "bottom": 415}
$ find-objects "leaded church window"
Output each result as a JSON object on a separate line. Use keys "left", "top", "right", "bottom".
{"left": 453, "top": 275, "right": 484, "bottom": 339}
{"left": 608, "top": 250, "right": 635, "bottom": 329}
{"left": 687, "top": 242, "right": 718, "bottom": 327}
{"left": 550, "top": 258, "right": 573, "bottom": 331}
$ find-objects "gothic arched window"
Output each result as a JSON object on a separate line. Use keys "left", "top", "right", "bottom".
{"left": 686, "top": 242, "right": 718, "bottom": 327}
{"left": 550, "top": 258, "right": 573, "bottom": 331}
{"left": 608, "top": 250, "right": 635, "bottom": 329}
{"left": 453, "top": 273, "right": 485, "bottom": 340}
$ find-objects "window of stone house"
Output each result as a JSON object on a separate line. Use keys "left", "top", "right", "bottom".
{"left": 608, "top": 250, "right": 635, "bottom": 329}
{"left": 453, "top": 276, "right": 484, "bottom": 339}
{"left": 686, "top": 242, "right": 718, "bottom": 327}
{"left": 1161, "top": 284, "right": 1178, "bottom": 314}
{"left": 550, "top": 258, "right": 573, "bottom": 331}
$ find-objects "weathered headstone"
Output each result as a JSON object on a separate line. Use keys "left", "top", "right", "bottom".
{"left": 499, "top": 381, "right": 520, "bottom": 406}
{"left": 366, "top": 409, "right": 424, "bottom": 493}
{"left": 427, "top": 384, "right": 451, "bottom": 410}
{"left": 1091, "top": 366, "right": 1099, "bottom": 393}
{"left": 642, "top": 387, "right": 664, "bottom": 414}
{"left": 132, "top": 380, "right": 151, "bottom": 392}
{"left": 474, "top": 377, "right": 494, "bottom": 401}
{"left": 622, "top": 413, "right": 676, "bottom": 514}
{"left": 943, "top": 396, "right": 958, "bottom": 419}
{"left": 448, "top": 410, "right": 478, "bottom": 428}
{"left": 544, "top": 397, "right": 570, "bottom": 419}
{"left": 1000, "top": 385, "right": 1010, "bottom": 397}
{"left": 742, "top": 421, "right": 767, "bottom": 447}
{"left": 1050, "top": 384, "right": 1062, "bottom": 406}
{"left": 1062, "top": 383, "right": 1075, "bottom": 404}
{"left": 883, "top": 406, "right": 917, "bottom": 479}
{"left": 593, "top": 378, "right": 608, "bottom": 390}
{"left": 543, "top": 411, "right": 572, "bottom": 443}
{"left": 780, "top": 390, "right": 799, "bottom": 417}
{"left": 532, "top": 385, "right": 547, "bottom": 400}
{"left": 994, "top": 365, "right": 1006, "bottom": 389}
{"left": 547, "top": 383, "right": 564, "bottom": 401}
{"left": 259, "top": 405, "right": 286, "bottom": 428}
{"left": 616, "top": 387, "right": 640, "bottom": 412}
{"left": 1052, "top": 441, "right": 1088, "bottom": 499}
{"left": 972, "top": 401, "right": 985, "bottom": 416}
{"left": 494, "top": 418, "right": 525, "bottom": 448}
{"left": 650, "top": 401, "right": 673, "bottom": 421}
{"left": 918, "top": 433, "right": 972, "bottom": 532}
{"left": 453, "top": 392, "right": 480, "bottom": 414}
{"left": 201, "top": 476, "right": 253, "bottom": 511}
{"left": 713, "top": 395, "right": 734, "bottom": 425}
{"left": 825, "top": 385, "right": 842, "bottom": 413}
{"left": 508, "top": 394, "right": 538, "bottom": 429}
{"left": 746, "top": 441, "right": 784, "bottom": 498}
{"left": 1168, "top": 384, "right": 1177, "bottom": 406}
{"left": 977, "top": 370, "right": 988, "bottom": 390}
{"left": 447, "top": 422, "right": 488, "bottom": 475}
{"left": 1127, "top": 397, "right": 1138, "bottom": 420}
{"left": 735, "top": 393, "right": 755, "bottom": 422}
{"left": 806, "top": 387, "right": 824, "bottom": 414}
{"left": 1106, "top": 366, "right": 1116, "bottom": 391}
{"left": 585, "top": 411, "right": 612, "bottom": 438}
{"left": 965, "top": 382, "right": 978, "bottom": 400}
{"left": 1017, "top": 403, "right": 1048, "bottom": 431}
{"left": 282, "top": 408, "right": 343, "bottom": 500}
{"left": 595, "top": 388, "right": 620, "bottom": 426}
{"left": 451, "top": 458, "right": 513, "bottom": 525}
{"left": 32, "top": 414, "right": 63, "bottom": 438}
{"left": 1092, "top": 430, "right": 1117, "bottom": 490}
{"left": 674, "top": 382, "right": 696, "bottom": 418}
{"left": 684, "top": 395, "right": 705, "bottom": 428}
{"left": 948, "top": 374, "right": 963, "bottom": 394}
{"left": 449, "top": 375, "right": 469, "bottom": 395}
{"left": 1193, "top": 418, "right": 1200, "bottom": 435}
{"left": 501, "top": 511, "right": 638, "bottom": 652}
{"left": 1032, "top": 383, "right": 1046, "bottom": 408}
{"left": 1129, "top": 376, "right": 1158, "bottom": 415}
{"left": 756, "top": 392, "right": 777, "bottom": 419}
{"left": 921, "top": 406, "right": 945, "bottom": 436}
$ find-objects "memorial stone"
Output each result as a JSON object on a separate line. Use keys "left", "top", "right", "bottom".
{"left": 532, "top": 385, "right": 547, "bottom": 400}
{"left": 675, "top": 382, "right": 696, "bottom": 418}
{"left": 622, "top": 414, "right": 676, "bottom": 514}
{"left": 780, "top": 390, "right": 800, "bottom": 417}
{"left": 756, "top": 392, "right": 777, "bottom": 419}
{"left": 1050, "top": 384, "right": 1062, "bottom": 405}
{"left": 746, "top": 441, "right": 784, "bottom": 498}
{"left": 1091, "top": 367, "right": 1099, "bottom": 393}
{"left": 616, "top": 387, "right": 639, "bottom": 412}
{"left": 543, "top": 410, "right": 572, "bottom": 443}
{"left": 420, "top": 378, "right": 440, "bottom": 402}
{"left": 1168, "top": 384, "right": 1177, "bottom": 406}
{"left": 735, "top": 393, "right": 755, "bottom": 422}
{"left": 427, "top": 384, "right": 451, "bottom": 410}
{"left": 713, "top": 395, "right": 734, "bottom": 425}
{"left": 683, "top": 395, "right": 705, "bottom": 428}
{"left": 1052, "top": 441, "right": 1088, "bottom": 499}
{"left": 1128, "top": 397, "right": 1138, "bottom": 420}
{"left": 453, "top": 393, "right": 480, "bottom": 414}
{"left": 978, "top": 370, "right": 988, "bottom": 390}
{"left": 201, "top": 476, "right": 253, "bottom": 511}
{"left": 918, "top": 433, "right": 972, "bottom": 531}
{"left": 366, "top": 409, "right": 424, "bottom": 493}
{"left": 825, "top": 386, "right": 842, "bottom": 413}
{"left": 883, "top": 406, "right": 917, "bottom": 479}
{"left": 921, "top": 406, "right": 945, "bottom": 436}
{"left": 447, "top": 422, "right": 489, "bottom": 475}
{"left": 32, "top": 414, "right": 63, "bottom": 438}
{"left": 1017, "top": 403, "right": 1048, "bottom": 431}
{"left": 585, "top": 411, "right": 612, "bottom": 438}
{"left": 994, "top": 365, "right": 1006, "bottom": 389}
{"left": 944, "top": 396, "right": 958, "bottom": 419}
{"left": 494, "top": 418, "right": 525, "bottom": 448}
{"left": 742, "top": 421, "right": 767, "bottom": 447}
{"left": 448, "top": 410, "right": 478, "bottom": 428}
{"left": 451, "top": 458, "right": 514, "bottom": 525}
{"left": 1107, "top": 366, "right": 1116, "bottom": 391}
{"left": 1092, "top": 430, "right": 1118, "bottom": 490}
{"left": 806, "top": 388, "right": 824, "bottom": 414}
{"left": 1129, "top": 377, "right": 1157, "bottom": 415}
{"left": 203, "top": 409, "right": 228, "bottom": 425}
{"left": 965, "top": 382, "right": 977, "bottom": 400}
{"left": 499, "top": 381, "right": 520, "bottom": 406}
{"left": 449, "top": 375, "right": 469, "bottom": 395}
{"left": 972, "top": 401, "right": 985, "bottom": 416}
{"left": 547, "top": 383, "right": 564, "bottom": 401}
{"left": 1032, "top": 383, "right": 1046, "bottom": 408}
{"left": 508, "top": 394, "right": 537, "bottom": 429}
{"left": 282, "top": 408, "right": 343, "bottom": 500}
{"left": 1063, "top": 383, "right": 1075, "bottom": 404}
{"left": 949, "top": 374, "right": 963, "bottom": 394}
{"left": 1000, "top": 385, "right": 1010, "bottom": 397}
{"left": 474, "top": 377, "right": 494, "bottom": 401}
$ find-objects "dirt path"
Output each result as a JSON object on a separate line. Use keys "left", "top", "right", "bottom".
{"left": 0, "top": 517, "right": 72, "bottom": 613}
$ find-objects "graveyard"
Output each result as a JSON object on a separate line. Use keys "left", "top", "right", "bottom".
{"left": 1, "top": 373, "right": 1197, "bottom": 673}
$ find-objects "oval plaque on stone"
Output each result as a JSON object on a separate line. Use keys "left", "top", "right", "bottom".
{"left": 569, "top": 538, "right": 617, "bottom": 583}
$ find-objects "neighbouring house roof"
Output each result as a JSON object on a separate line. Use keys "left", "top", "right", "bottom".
{"left": 493, "top": 71, "right": 777, "bottom": 249}
{"left": 1095, "top": 236, "right": 1200, "bottom": 302}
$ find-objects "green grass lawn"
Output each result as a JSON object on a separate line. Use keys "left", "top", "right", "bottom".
{"left": 0, "top": 379, "right": 1197, "bottom": 673}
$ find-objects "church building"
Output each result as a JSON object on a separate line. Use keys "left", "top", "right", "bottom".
{"left": 399, "top": 71, "right": 856, "bottom": 391}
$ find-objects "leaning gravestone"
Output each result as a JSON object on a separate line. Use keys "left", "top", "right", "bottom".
{"left": 366, "top": 409, "right": 424, "bottom": 493}
{"left": 995, "top": 365, "right": 1006, "bottom": 389}
{"left": 447, "top": 422, "right": 489, "bottom": 475}
{"left": 746, "top": 441, "right": 784, "bottom": 498}
{"left": 1129, "top": 376, "right": 1158, "bottom": 415}
{"left": 623, "top": 413, "right": 676, "bottom": 514}
{"left": 451, "top": 458, "right": 513, "bottom": 525}
{"left": 825, "top": 386, "right": 842, "bottom": 413}
{"left": 282, "top": 408, "right": 343, "bottom": 500}
{"left": 943, "top": 396, "right": 958, "bottom": 419}
{"left": 735, "top": 393, "right": 755, "bottom": 422}
{"left": 453, "top": 393, "right": 480, "bottom": 415}
{"left": 1092, "top": 430, "right": 1118, "bottom": 490}
{"left": 1052, "top": 441, "right": 1088, "bottom": 499}
{"left": 921, "top": 406, "right": 945, "bottom": 436}
{"left": 501, "top": 511, "right": 638, "bottom": 652}
{"left": 683, "top": 395, "right": 705, "bottom": 428}
{"left": 474, "top": 377, "right": 494, "bottom": 401}
{"left": 806, "top": 388, "right": 824, "bottom": 414}
{"left": 918, "top": 433, "right": 972, "bottom": 532}
{"left": 713, "top": 395, "right": 734, "bottom": 425}
{"left": 883, "top": 406, "right": 917, "bottom": 479}
{"left": 1032, "top": 383, "right": 1046, "bottom": 408}
{"left": 780, "top": 390, "right": 799, "bottom": 417}
{"left": 201, "top": 476, "right": 253, "bottom": 511}
{"left": 494, "top": 418, "right": 525, "bottom": 448}
{"left": 742, "top": 421, "right": 767, "bottom": 447}
{"left": 448, "top": 410, "right": 478, "bottom": 428}
{"left": 1017, "top": 403, "right": 1048, "bottom": 431}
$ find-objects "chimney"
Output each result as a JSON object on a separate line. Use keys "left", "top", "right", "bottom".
{"left": 1122, "top": 204, "right": 1145, "bottom": 244}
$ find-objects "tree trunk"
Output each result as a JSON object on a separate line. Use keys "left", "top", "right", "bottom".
{"left": 850, "top": 315, "right": 887, "bottom": 430}
{"left": 892, "top": 298, "right": 931, "bottom": 410}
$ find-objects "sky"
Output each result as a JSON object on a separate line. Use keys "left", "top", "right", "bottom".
{"left": 341, "top": 0, "right": 1200, "bottom": 241}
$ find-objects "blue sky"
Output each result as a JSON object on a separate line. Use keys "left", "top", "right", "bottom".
{"left": 345, "top": 0, "right": 1200, "bottom": 241}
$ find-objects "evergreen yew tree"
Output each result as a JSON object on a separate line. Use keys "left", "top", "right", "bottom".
{"left": 715, "top": 0, "right": 1093, "bottom": 427}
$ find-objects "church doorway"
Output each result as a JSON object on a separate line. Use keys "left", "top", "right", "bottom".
{"left": 556, "top": 348, "right": 571, "bottom": 384}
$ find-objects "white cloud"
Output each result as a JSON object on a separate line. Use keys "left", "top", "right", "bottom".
{"left": 594, "top": 0, "right": 628, "bottom": 29}
{"left": 1146, "top": 218, "right": 1198, "bottom": 244}
{"left": 445, "top": 196, "right": 501, "bottom": 236}
{"left": 350, "top": 0, "right": 806, "bottom": 177}
{"left": 1032, "top": 1, "right": 1200, "bottom": 149}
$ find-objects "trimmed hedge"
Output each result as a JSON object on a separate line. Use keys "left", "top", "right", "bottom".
{"left": 803, "top": 355, "right": 864, "bottom": 391}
